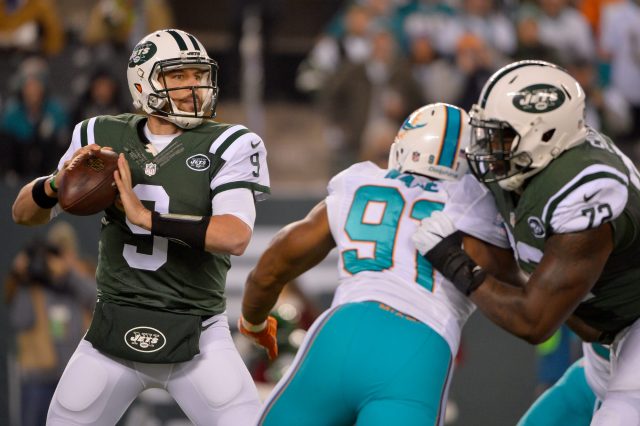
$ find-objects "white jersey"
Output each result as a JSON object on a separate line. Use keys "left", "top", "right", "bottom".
{"left": 443, "top": 174, "right": 510, "bottom": 249}
{"left": 325, "top": 162, "right": 475, "bottom": 353}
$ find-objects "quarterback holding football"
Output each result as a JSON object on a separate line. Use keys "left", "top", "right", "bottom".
{"left": 12, "top": 29, "right": 270, "bottom": 425}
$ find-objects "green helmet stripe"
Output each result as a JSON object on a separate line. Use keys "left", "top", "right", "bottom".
{"left": 186, "top": 33, "right": 201, "bottom": 51}
{"left": 166, "top": 29, "right": 188, "bottom": 51}
{"left": 80, "top": 119, "right": 89, "bottom": 147}
{"left": 480, "top": 60, "right": 559, "bottom": 108}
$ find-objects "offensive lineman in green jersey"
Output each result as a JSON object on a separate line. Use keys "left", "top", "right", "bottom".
{"left": 12, "top": 29, "right": 269, "bottom": 425}
{"left": 413, "top": 61, "right": 640, "bottom": 425}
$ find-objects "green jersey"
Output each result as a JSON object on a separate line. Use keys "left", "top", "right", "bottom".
{"left": 56, "top": 114, "right": 270, "bottom": 316}
{"left": 484, "top": 129, "right": 640, "bottom": 333}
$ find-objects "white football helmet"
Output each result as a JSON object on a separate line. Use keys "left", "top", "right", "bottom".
{"left": 466, "top": 60, "right": 588, "bottom": 191}
{"left": 389, "top": 103, "right": 471, "bottom": 181}
{"left": 127, "top": 29, "right": 219, "bottom": 129}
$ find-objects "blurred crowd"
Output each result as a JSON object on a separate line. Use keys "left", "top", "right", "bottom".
{"left": 0, "top": 0, "right": 638, "bottom": 183}
{"left": 0, "top": 0, "right": 174, "bottom": 182}
{"left": 300, "top": 0, "right": 640, "bottom": 173}
{"left": 5, "top": 222, "right": 96, "bottom": 426}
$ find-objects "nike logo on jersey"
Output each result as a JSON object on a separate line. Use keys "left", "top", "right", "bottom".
{"left": 251, "top": 140, "right": 261, "bottom": 149}
{"left": 583, "top": 190, "right": 601, "bottom": 202}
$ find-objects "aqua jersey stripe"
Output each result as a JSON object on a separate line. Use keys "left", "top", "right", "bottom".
{"left": 437, "top": 105, "right": 461, "bottom": 168}
{"left": 591, "top": 343, "right": 610, "bottom": 361}
{"left": 166, "top": 30, "right": 188, "bottom": 51}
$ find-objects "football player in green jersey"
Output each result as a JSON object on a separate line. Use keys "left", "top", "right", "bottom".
{"left": 413, "top": 60, "right": 640, "bottom": 425}
{"left": 12, "top": 29, "right": 269, "bottom": 425}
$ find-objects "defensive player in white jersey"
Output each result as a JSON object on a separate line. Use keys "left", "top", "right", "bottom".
{"left": 414, "top": 60, "right": 640, "bottom": 425}
{"left": 12, "top": 29, "right": 268, "bottom": 425}
{"left": 239, "top": 103, "right": 515, "bottom": 425}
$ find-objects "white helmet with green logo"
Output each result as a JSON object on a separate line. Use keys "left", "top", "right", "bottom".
{"left": 466, "top": 60, "right": 587, "bottom": 191}
{"left": 127, "top": 29, "right": 219, "bottom": 129}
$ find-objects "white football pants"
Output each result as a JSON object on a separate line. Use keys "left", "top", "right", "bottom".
{"left": 46, "top": 314, "right": 260, "bottom": 426}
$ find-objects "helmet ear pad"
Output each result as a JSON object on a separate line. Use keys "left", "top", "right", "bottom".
{"left": 390, "top": 103, "right": 471, "bottom": 181}
{"left": 127, "top": 29, "right": 219, "bottom": 129}
{"left": 147, "top": 91, "right": 168, "bottom": 111}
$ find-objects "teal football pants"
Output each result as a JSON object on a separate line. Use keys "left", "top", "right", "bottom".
{"left": 517, "top": 359, "right": 597, "bottom": 426}
{"left": 259, "top": 301, "right": 453, "bottom": 426}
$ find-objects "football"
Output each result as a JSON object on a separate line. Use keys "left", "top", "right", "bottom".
{"left": 57, "top": 149, "right": 119, "bottom": 216}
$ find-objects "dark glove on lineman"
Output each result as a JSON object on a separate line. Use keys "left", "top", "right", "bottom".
{"left": 424, "top": 231, "right": 487, "bottom": 296}
{"left": 412, "top": 211, "right": 487, "bottom": 295}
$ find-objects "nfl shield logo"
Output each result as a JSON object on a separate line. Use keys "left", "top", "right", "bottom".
{"left": 412, "top": 152, "right": 420, "bottom": 162}
{"left": 145, "top": 163, "right": 157, "bottom": 176}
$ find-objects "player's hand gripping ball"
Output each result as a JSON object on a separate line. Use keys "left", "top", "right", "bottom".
{"left": 57, "top": 148, "right": 119, "bottom": 215}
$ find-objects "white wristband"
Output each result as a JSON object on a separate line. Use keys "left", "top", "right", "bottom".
{"left": 241, "top": 316, "right": 267, "bottom": 332}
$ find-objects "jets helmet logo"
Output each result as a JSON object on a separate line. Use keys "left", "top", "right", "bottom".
{"left": 512, "top": 84, "right": 566, "bottom": 113}
{"left": 128, "top": 41, "right": 157, "bottom": 68}
{"left": 125, "top": 326, "right": 166, "bottom": 353}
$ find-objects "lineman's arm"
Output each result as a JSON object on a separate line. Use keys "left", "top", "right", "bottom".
{"left": 241, "top": 200, "right": 336, "bottom": 325}
{"left": 462, "top": 234, "right": 526, "bottom": 286}
{"left": 468, "top": 224, "right": 612, "bottom": 344}
{"left": 463, "top": 234, "right": 604, "bottom": 342}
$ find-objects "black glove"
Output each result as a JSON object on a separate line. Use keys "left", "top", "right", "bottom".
{"left": 424, "top": 231, "right": 487, "bottom": 296}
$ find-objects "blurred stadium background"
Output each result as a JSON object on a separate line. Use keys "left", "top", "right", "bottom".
{"left": 3, "top": 0, "right": 638, "bottom": 424}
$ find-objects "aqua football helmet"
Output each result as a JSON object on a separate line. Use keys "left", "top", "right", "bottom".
{"left": 466, "top": 60, "right": 588, "bottom": 191}
{"left": 127, "top": 29, "right": 219, "bottom": 129}
{"left": 389, "top": 103, "right": 471, "bottom": 181}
